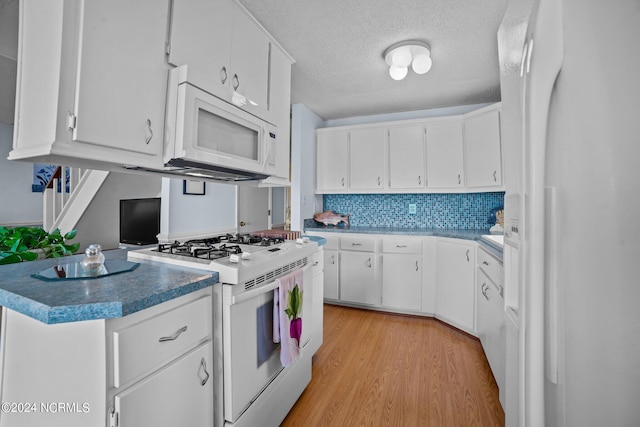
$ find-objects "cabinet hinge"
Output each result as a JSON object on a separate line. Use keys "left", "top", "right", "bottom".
{"left": 109, "top": 407, "right": 118, "bottom": 427}
{"left": 66, "top": 113, "right": 77, "bottom": 132}
{"left": 165, "top": 42, "right": 171, "bottom": 56}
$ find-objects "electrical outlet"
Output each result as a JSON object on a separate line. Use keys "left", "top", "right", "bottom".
{"left": 409, "top": 204, "right": 417, "bottom": 214}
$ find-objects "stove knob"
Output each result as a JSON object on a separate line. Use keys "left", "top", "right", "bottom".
{"left": 229, "top": 254, "right": 240, "bottom": 263}
{"left": 241, "top": 252, "right": 252, "bottom": 260}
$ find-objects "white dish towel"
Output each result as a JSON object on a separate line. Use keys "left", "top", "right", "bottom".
{"left": 273, "top": 268, "right": 304, "bottom": 367}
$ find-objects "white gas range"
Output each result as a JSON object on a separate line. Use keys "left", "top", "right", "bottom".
{"left": 128, "top": 234, "right": 318, "bottom": 286}
{"left": 128, "top": 233, "right": 319, "bottom": 427}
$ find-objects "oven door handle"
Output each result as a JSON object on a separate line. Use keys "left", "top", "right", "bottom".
{"left": 232, "top": 280, "right": 280, "bottom": 304}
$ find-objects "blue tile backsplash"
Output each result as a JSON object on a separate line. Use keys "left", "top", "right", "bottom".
{"left": 322, "top": 192, "right": 504, "bottom": 229}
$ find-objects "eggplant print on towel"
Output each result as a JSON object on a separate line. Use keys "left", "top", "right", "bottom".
{"left": 273, "top": 269, "right": 303, "bottom": 367}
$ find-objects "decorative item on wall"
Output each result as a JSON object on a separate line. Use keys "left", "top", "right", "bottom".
{"left": 313, "top": 210, "right": 350, "bottom": 227}
{"left": 183, "top": 179, "right": 206, "bottom": 195}
{"left": 32, "top": 164, "right": 56, "bottom": 192}
{"left": 32, "top": 164, "right": 70, "bottom": 193}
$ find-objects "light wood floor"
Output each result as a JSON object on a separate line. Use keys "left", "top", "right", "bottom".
{"left": 281, "top": 304, "right": 504, "bottom": 427}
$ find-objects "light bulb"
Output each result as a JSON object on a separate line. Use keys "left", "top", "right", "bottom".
{"left": 390, "top": 46, "right": 412, "bottom": 68}
{"left": 412, "top": 54, "right": 432, "bottom": 74}
{"left": 389, "top": 65, "right": 408, "bottom": 81}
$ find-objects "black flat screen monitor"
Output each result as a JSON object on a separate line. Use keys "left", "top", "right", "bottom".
{"left": 119, "top": 198, "right": 161, "bottom": 245}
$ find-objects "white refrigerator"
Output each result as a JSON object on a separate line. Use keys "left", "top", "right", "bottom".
{"left": 498, "top": 0, "right": 640, "bottom": 426}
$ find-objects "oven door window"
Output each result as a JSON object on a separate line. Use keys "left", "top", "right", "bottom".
{"left": 257, "top": 300, "right": 280, "bottom": 366}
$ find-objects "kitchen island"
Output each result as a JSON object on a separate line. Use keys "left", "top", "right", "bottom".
{"left": 0, "top": 249, "right": 219, "bottom": 427}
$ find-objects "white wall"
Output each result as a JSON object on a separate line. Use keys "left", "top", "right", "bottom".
{"left": 75, "top": 172, "right": 162, "bottom": 251}
{"left": 158, "top": 177, "right": 236, "bottom": 241}
{"left": 290, "top": 104, "right": 324, "bottom": 232}
{"left": 322, "top": 103, "right": 491, "bottom": 128}
{"left": 0, "top": 124, "right": 42, "bottom": 225}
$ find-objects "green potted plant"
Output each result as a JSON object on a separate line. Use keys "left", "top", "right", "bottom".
{"left": 0, "top": 226, "right": 80, "bottom": 265}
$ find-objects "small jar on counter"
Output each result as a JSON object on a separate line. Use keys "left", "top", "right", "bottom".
{"left": 81, "top": 244, "right": 105, "bottom": 273}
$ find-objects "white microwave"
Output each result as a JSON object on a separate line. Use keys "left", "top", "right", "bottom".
{"left": 163, "top": 65, "right": 277, "bottom": 181}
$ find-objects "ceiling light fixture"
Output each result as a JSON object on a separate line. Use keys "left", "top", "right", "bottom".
{"left": 384, "top": 40, "right": 432, "bottom": 81}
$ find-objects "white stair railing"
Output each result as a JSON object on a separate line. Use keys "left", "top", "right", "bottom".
{"left": 43, "top": 166, "right": 109, "bottom": 234}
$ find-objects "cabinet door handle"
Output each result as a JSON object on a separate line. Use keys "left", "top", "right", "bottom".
{"left": 313, "top": 261, "right": 319, "bottom": 266}
{"left": 159, "top": 325, "right": 188, "bottom": 342}
{"left": 482, "top": 261, "right": 489, "bottom": 266}
{"left": 331, "top": 254, "right": 335, "bottom": 264}
{"left": 232, "top": 74, "right": 240, "bottom": 91}
{"left": 418, "top": 175, "right": 421, "bottom": 185}
{"left": 465, "top": 249, "right": 470, "bottom": 262}
{"left": 366, "top": 257, "right": 371, "bottom": 268}
{"left": 220, "top": 66, "right": 228, "bottom": 84}
{"left": 378, "top": 176, "right": 381, "bottom": 186}
{"left": 482, "top": 283, "right": 490, "bottom": 300}
{"left": 341, "top": 177, "right": 345, "bottom": 187}
{"left": 199, "top": 357, "right": 210, "bottom": 386}
{"left": 415, "top": 260, "right": 419, "bottom": 271}
{"left": 493, "top": 170, "right": 497, "bottom": 182}
{"left": 458, "top": 174, "right": 461, "bottom": 185}
{"left": 145, "top": 119, "right": 153, "bottom": 144}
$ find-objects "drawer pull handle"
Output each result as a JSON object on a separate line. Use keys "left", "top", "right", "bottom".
{"left": 482, "top": 261, "right": 489, "bottom": 266}
{"left": 313, "top": 261, "right": 319, "bottom": 266}
{"left": 159, "top": 325, "right": 188, "bottom": 342}
{"left": 351, "top": 243, "right": 362, "bottom": 246}
{"left": 396, "top": 245, "right": 407, "bottom": 248}
{"left": 199, "top": 358, "right": 210, "bottom": 386}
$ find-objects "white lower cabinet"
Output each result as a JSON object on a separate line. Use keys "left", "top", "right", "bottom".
{"left": 381, "top": 236, "right": 424, "bottom": 311}
{"left": 309, "top": 249, "right": 325, "bottom": 355}
{"left": 382, "top": 254, "right": 422, "bottom": 311}
{"left": 477, "top": 247, "right": 506, "bottom": 406}
{"left": 340, "top": 251, "right": 378, "bottom": 306}
{"left": 107, "top": 288, "right": 214, "bottom": 426}
{"left": 305, "top": 232, "right": 484, "bottom": 336}
{"left": 321, "top": 235, "right": 340, "bottom": 300}
{"left": 114, "top": 341, "right": 213, "bottom": 427}
{"left": 435, "top": 238, "right": 476, "bottom": 333}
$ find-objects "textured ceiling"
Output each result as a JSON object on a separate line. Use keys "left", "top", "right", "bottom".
{"left": 237, "top": 0, "right": 508, "bottom": 120}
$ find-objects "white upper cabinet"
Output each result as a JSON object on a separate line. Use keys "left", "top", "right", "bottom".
{"left": 349, "top": 127, "right": 386, "bottom": 190}
{"left": 168, "top": 0, "right": 233, "bottom": 92}
{"left": 317, "top": 129, "right": 349, "bottom": 191}
{"left": 9, "top": 0, "right": 170, "bottom": 170}
{"left": 168, "top": 0, "right": 271, "bottom": 121}
{"left": 314, "top": 104, "right": 503, "bottom": 194}
{"left": 464, "top": 106, "right": 503, "bottom": 187}
{"left": 10, "top": 0, "right": 292, "bottom": 176}
{"left": 388, "top": 125, "right": 426, "bottom": 189}
{"left": 426, "top": 118, "right": 465, "bottom": 188}
{"left": 74, "top": 0, "right": 169, "bottom": 157}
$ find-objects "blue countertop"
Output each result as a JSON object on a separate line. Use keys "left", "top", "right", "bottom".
{"left": 0, "top": 249, "right": 218, "bottom": 324}
{"left": 304, "top": 221, "right": 503, "bottom": 260}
